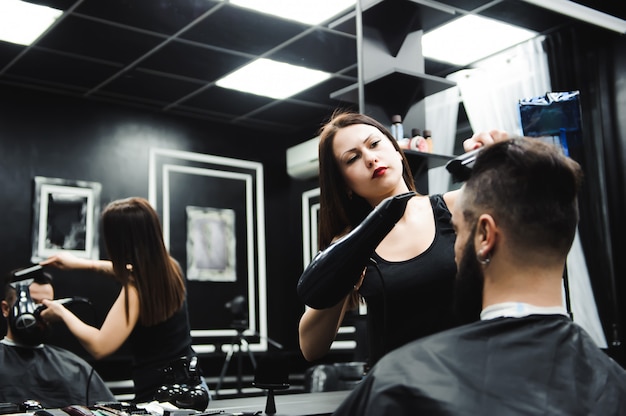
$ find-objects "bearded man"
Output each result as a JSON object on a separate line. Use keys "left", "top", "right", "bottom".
{"left": 333, "top": 138, "right": 626, "bottom": 415}
{"left": 0, "top": 269, "right": 114, "bottom": 408}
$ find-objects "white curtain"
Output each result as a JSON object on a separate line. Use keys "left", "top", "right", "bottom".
{"left": 447, "top": 36, "right": 551, "bottom": 135}
{"left": 424, "top": 86, "right": 460, "bottom": 194}
{"left": 445, "top": 36, "right": 607, "bottom": 348}
{"left": 566, "top": 231, "right": 608, "bottom": 347}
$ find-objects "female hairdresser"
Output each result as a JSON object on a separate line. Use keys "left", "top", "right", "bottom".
{"left": 297, "top": 111, "right": 506, "bottom": 366}
{"left": 39, "top": 197, "right": 209, "bottom": 405}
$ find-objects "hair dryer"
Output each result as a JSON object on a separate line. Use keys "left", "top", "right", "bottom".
{"left": 9, "top": 288, "right": 92, "bottom": 346}
{"left": 9, "top": 283, "right": 44, "bottom": 345}
{"left": 297, "top": 191, "right": 416, "bottom": 309}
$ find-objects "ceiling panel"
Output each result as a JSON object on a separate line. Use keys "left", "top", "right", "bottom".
{"left": 178, "top": 85, "right": 274, "bottom": 116}
{"left": 0, "top": 42, "right": 24, "bottom": 67}
{"left": 5, "top": 49, "right": 121, "bottom": 90}
{"left": 0, "top": 0, "right": 623, "bottom": 142}
{"left": 94, "top": 69, "right": 205, "bottom": 105}
{"left": 267, "top": 29, "right": 357, "bottom": 73}
{"left": 136, "top": 41, "right": 250, "bottom": 81}
{"left": 253, "top": 100, "right": 342, "bottom": 127}
{"left": 180, "top": 6, "right": 309, "bottom": 56}
{"left": 292, "top": 77, "right": 358, "bottom": 105}
{"left": 74, "top": 0, "right": 222, "bottom": 35}
{"left": 38, "top": 15, "right": 166, "bottom": 63}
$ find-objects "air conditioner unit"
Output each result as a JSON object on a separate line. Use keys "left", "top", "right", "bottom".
{"left": 286, "top": 136, "right": 320, "bottom": 180}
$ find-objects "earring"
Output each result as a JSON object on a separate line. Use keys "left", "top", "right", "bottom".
{"left": 477, "top": 250, "right": 491, "bottom": 265}
{"left": 126, "top": 263, "right": 134, "bottom": 273}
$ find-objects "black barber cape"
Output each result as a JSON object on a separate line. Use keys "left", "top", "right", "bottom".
{"left": 333, "top": 315, "right": 626, "bottom": 415}
{"left": 0, "top": 340, "right": 115, "bottom": 408}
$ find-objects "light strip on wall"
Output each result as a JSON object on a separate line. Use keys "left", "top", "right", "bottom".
{"left": 521, "top": 0, "right": 626, "bottom": 34}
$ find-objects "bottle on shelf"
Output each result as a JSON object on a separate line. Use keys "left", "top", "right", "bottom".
{"left": 397, "top": 137, "right": 410, "bottom": 149}
{"left": 409, "top": 128, "right": 428, "bottom": 152}
{"left": 390, "top": 115, "right": 404, "bottom": 141}
{"left": 423, "top": 129, "right": 433, "bottom": 153}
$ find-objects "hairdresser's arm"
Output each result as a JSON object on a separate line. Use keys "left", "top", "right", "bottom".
{"left": 299, "top": 295, "right": 352, "bottom": 361}
{"left": 463, "top": 129, "right": 509, "bottom": 151}
{"left": 41, "top": 284, "right": 139, "bottom": 360}
{"left": 442, "top": 188, "right": 460, "bottom": 211}
{"left": 40, "top": 252, "right": 114, "bottom": 275}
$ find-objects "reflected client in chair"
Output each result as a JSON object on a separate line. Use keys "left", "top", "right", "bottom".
{"left": 0, "top": 267, "right": 114, "bottom": 408}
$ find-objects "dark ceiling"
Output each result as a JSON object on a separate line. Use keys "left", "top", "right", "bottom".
{"left": 0, "top": 0, "right": 624, "bottom": 140}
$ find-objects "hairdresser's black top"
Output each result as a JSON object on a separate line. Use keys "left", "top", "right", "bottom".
{"left": 359, "top": 194, "right": 457, "bottom": 366}
{"left": 128, "top": 297, "right": 197, "bottom": 402}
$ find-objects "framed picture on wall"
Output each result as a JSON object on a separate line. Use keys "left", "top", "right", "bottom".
{"left": 30, "top": 176, "right": 101, "bottom": 263}
{"left": 186, "top": 206, "right": 237, "bottom": 282}
{"left": 148, "top": 147, "right": 267, "bottom": 354}
{"left": 301, "top": 187, "right": 320, "bottom": 268}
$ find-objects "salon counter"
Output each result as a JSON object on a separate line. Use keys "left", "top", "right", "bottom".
{"left": 205, "top": 390, "right": 350, "bottom": 416}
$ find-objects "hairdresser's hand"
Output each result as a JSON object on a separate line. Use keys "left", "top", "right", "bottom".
{"left": 38, "top": 299, "right": 67, "bottom": 323}
{"left": 29, "top": 284, "right": 54, "bottom": 305}
{"left": 40, "top": 252, "right": 87, "bottom": 270}
{"left": 463, "top": 129, "right": 509, "bottom": 151}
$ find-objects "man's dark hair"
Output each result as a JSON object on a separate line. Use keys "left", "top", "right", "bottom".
{"left": 3, "top": 269, "right": 53, "bottom": 301}
{"left": 463, "top": 138, "right": 583, "bottom": 257}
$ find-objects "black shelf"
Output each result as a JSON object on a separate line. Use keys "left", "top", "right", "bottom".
{"left": 361, "top": 0, "right": 423, "bottom": 57}
{"left": 335, "top": 0, "right": 460, "bottom": 193}
{"left": 330, "top": 68, "right": 456, "bottom": 120}
{"left": 404, "top": 149, "right": 454, "bottom": 171}
{"left": 403, "top": 150, "right": 455, "bottom": 194}
{"left": 360, "top": 0, "right": 458, "bottom": 56}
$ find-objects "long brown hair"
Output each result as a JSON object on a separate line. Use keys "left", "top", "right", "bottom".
{"left": 101, "top": 197, "right": 186, "bottom": 326}
{"left": 317, "top": 110, "right": 416, "bottom": 250}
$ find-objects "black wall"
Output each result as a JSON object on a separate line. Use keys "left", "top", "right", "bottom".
{"left": 0, "top": 84, "right": 318, "bottom": 379}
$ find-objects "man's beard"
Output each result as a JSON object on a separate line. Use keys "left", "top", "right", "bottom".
{"left": 452, "top": 228, "right": 485, "bottom": 325}
{"left": 11, "top": 316, "right": 53, "bottom": 346}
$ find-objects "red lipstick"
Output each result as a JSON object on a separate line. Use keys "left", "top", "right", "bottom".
{"left": 373, "top": 167, "right": 387, "bottom": 178}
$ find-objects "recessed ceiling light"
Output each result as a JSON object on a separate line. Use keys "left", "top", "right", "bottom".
{"left": 0, "top": 0, "right": 62, "bottom": 46}
{"left": 229, "top": 0, "right": 355, "bottom": 25}
{"left": 216, "top": 58, "right": 332, "bottom": 99}
{"left": 422, "top": 15, "right": 538, "bottom": 66}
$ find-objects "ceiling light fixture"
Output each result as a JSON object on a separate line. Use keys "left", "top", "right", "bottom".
{"left": 421, "top": 15, "right": 538, "bottom": 66}
{"left": 216, "top": 58, "right": 332, "bottom": 99}
{"left": 0, "top": 0, "right": 62, "bottom": 46}
{"left": 229, "top": 0, "right": 355, "bottom": 25}
{"left": 521, "top": 0, "right": 626, "bottom": 34}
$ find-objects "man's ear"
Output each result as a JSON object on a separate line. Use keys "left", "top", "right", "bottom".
{"left": 1, "top": 300, "right": 10, "bottom": 318}
{"left": 475, "top": 214, "right": 497, "bottom": 257}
